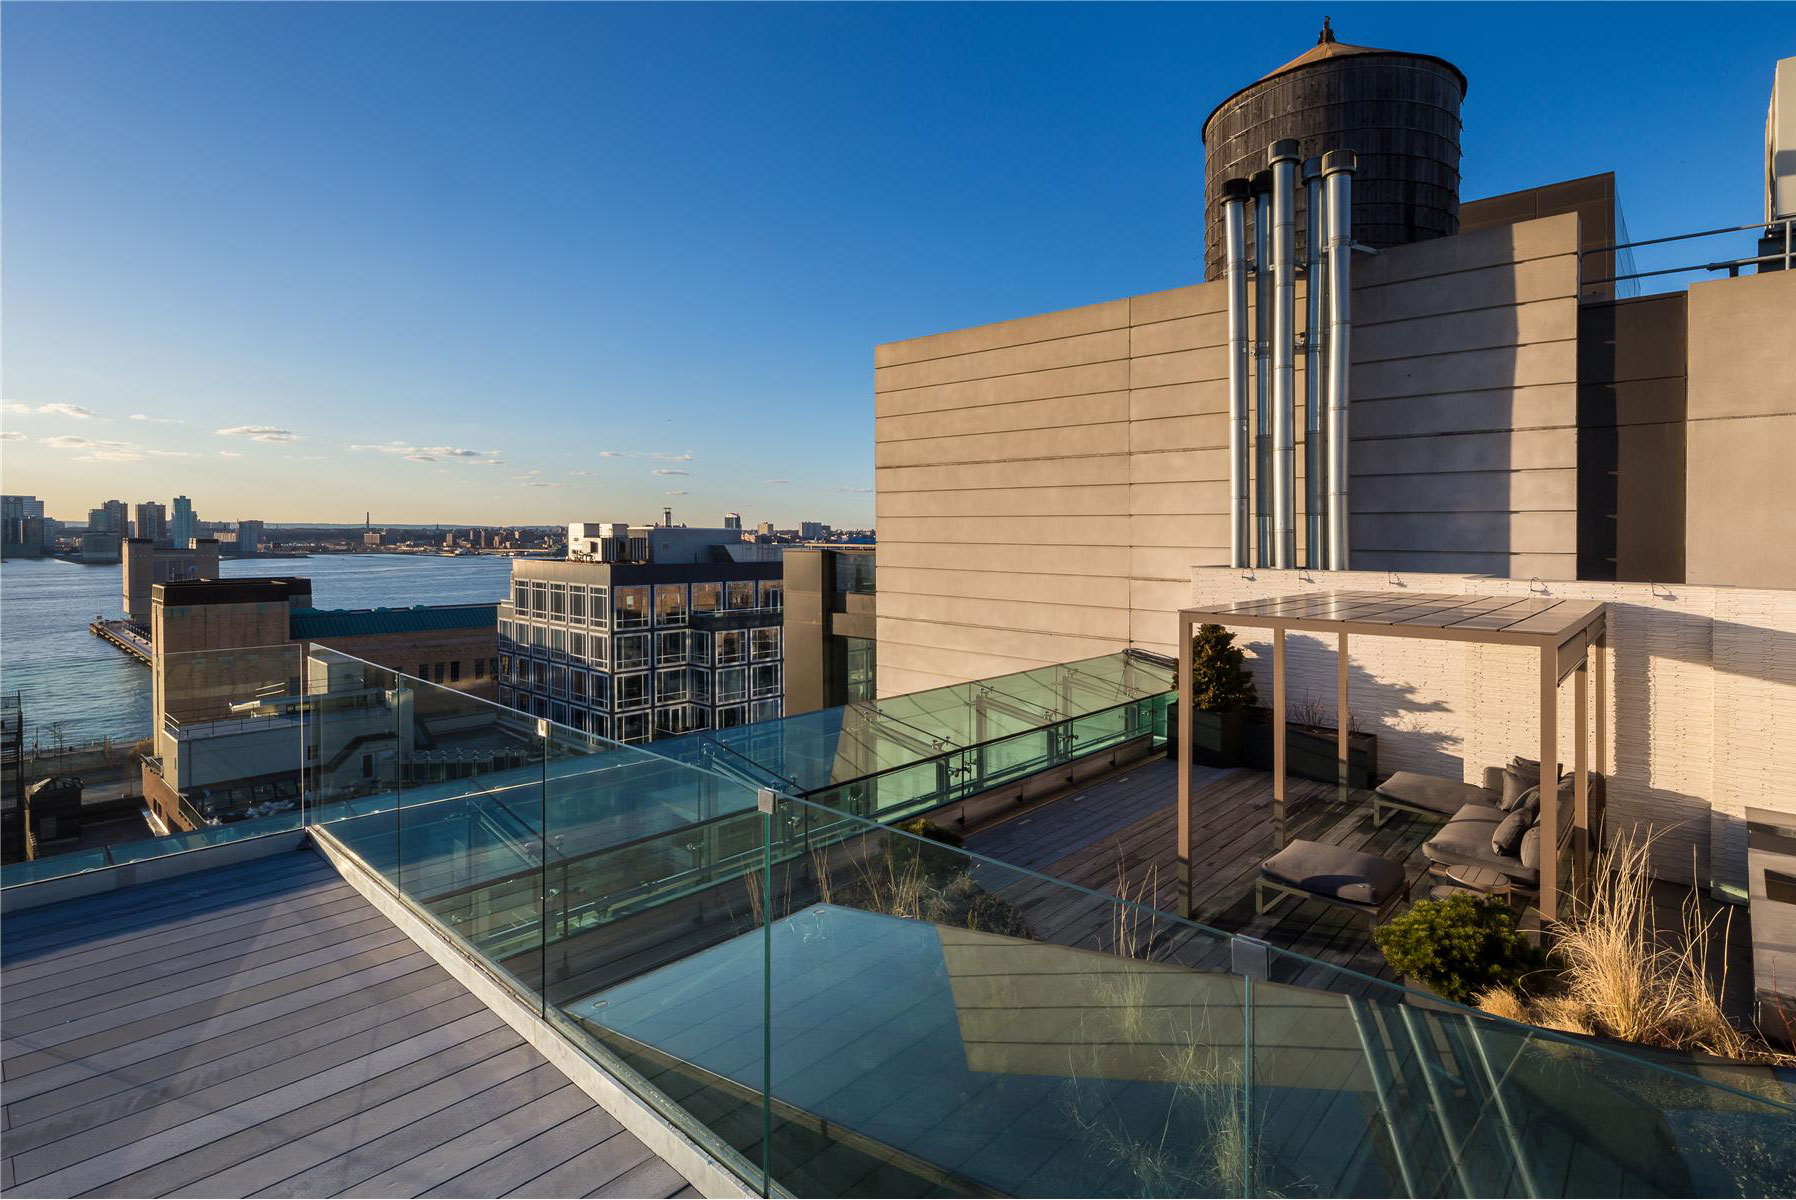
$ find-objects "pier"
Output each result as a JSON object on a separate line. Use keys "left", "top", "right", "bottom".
{"left": 89, "top": 618, "right": 151, "bottom": 665}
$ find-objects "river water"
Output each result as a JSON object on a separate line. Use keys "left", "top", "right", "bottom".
{"left": 0, "top": 554, "right": 515, "bottom": 750}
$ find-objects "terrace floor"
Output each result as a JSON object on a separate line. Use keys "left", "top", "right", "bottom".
{"left": 0, "top": 849, "right": 695, "bottom": 1199}
{"left": 966, "top": 757, "right": 1433, "bottom": 992}
{"left": 966, "top": 757, "right": 1763, "bottom": 1017}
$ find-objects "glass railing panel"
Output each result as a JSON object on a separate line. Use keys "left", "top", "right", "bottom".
{"left": 303, "top": 648, "right": 405, "bottom": 880}
{"left": 1, "top": 847, "right": 112, "bottom": 887}
{"left": 755, "top": 794, "right": 1248, "bottom": 1198}
{"left": 1249, "top": 942, "right": 1796, "bottom": 1197}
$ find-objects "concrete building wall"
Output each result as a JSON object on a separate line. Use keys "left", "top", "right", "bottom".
{"left": 1684, "top": 269, "right": 1796, "bottom": 589}
{"left": 1188, "top": 566, "right": 1796, "bottom": 896}
{"left": 875, "top": 214, "right": 1582, "bottom": 696}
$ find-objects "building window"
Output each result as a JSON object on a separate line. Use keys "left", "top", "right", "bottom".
{"left": 716, "top": 667, "right": 746, "bottom": 704}
{"left": 617, "top": 711, "right": 650, "bottom": 744}
{"left": 569, "top": 586, "right": 585, "bottom": 623}
{"left": 499, "top": 685, "right": 514, "bottom": 706}
{"left": 586, "top": 634, "right": 609, "bottom": 668}
{"left": 614, "top": 585, "right": 650, "bottom": 629}
{"left": 760, "top": 581, "right": 783, "bottom": 610}
{"left": 716, "top": 704, "right": 747, "bottom": 729}
{"left": 498, "top": 618, "right": 513, "bottom": 642}
{"left": 588, "top": 585, "right": 609, "bottom": 629}
{"left": 550, "top": 627, "right": 566, "bottom": 657}
{"left": 687, "top": 705, "right": 710, "bottom": 730}
{"left": 657, "top": 666, "right": 688, "bottom": 704}
{"left": 570, "top": 631, "right": 586, "bottom": 660}
{"left": 552, "top": 702, "right": 569, "bottom": 726}
{"left": 571, "top": 670, "right": 588, "bottom": 701}
{"left": 726, "top": 580, "right": 754, "bottom": 610}
{"left": 655, "top": 583, "right": 688, "bottom": 627}
{"left": 692, "top": 581, "right": 722, "bottom": 614}
{"left": 654, "top": 706, "right": 691, "bottom": 737}
{"left": 752, "top": 699, "right": 781, "bottom": 724}
{"left": 689, "top": 629, "right": 711, "bottom": 665}
{"left": 615, "top": 672, "right": 649, "bottom": 710}
{"left": 590, "top": 672, "right": 611, "bottom": 712}
{"left": 530, "top": 623, "right": 547, "bottom": 649}
{"left": 498, "top": 653, "right": 512, "bottom": 683}
{"left": 615, "top": 632, "right": 650, "bottom": 672}
{"left": 475, "top": 657, "right": 487, "bottom": 680}
{"left": 530, "top": 580, "right": 548, "bottom": 616}
{"left": 715, "top": 629, "right": 745, "bottom": 665}
{"left": 570, "top": 708, "right": 587, "bottom": 733}
{"left": 551, "top": 665, "right": 569, "bottom": 697}
{"left": 846, "top": 637, "right": 875, "bottom": 702}
{"left": 689, "top": 666, "right": 711, "bottom": 703}
{"left": 451, "top": 660, "right": 463, "bottom": 683}
{"left": 513, "top": 580, "right": 530, "bottom": 614}
{"left": 490, "top": 656, "right": 499, "bottom": 681}
{"left": 590, "top": 713, "right": 611, "bottom": 739}
{"left": 549, "top": 582, "right": 567, "bottom": 621}
{"left": 751, "top": 663, "right": 780, "bottom": 698}
{"left": 656, "top": 629, "right": 688, "bottom": 665}
{"left": 434, "top": 662, "right": 446, "bottom": 684}
{"left": 751, "top": 627, "right": 780, "bottom": 661}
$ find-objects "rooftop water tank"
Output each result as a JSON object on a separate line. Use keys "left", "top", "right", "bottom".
{"left": 1202, "top": 20, "right": 1468, "bottom": 279}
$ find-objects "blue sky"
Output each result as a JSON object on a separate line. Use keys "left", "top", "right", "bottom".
{"left": 3, "top": 2, "right": 1790, "bottom": 526}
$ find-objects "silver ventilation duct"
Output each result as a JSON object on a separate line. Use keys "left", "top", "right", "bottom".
{"left": 1322, "top": 150, "right": 1357, "bottom": 570}
{"left": 1221, "top": 178, "right": 1253, "bottom": 569}
{"left": 1251, "top": 170, "right": 1272, "bottom": 566}
{"left": 1269, "top": 140, "right": 1299, "bottom": 569}
{"left": 1303, "top": 156, "right": 1327, "bottom": 569}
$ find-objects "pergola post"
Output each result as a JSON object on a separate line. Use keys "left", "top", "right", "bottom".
{"left": 1539, "top": 645, "right": 1559, "bottom": 923}
{"left": 1177, "top": 611, "right": 1194, "bottom": 918}
{"left": 1273, "top": 627, "right": 1287, "bottom": 850}
{"left": 1574, "top": 658, "right": 1590, "bottom": 899}
{"left": 1337, "top": 631, "right": 1349, "bottom": 804}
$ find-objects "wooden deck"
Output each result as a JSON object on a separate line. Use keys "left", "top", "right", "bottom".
{"left": 965, "top": 757, "right": 1437, "bottom": 992}
{"left": 0, "top": 849, "right": 695, "bottom": 1199}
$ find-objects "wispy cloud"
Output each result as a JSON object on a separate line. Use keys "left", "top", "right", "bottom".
{"left": 649, "top": 451, "right": 693, "bottom": 462}
{"left": 764, "top": 478, "right": 789, "bottom": 485}
{"left": 664, "top": 489, "right": 689, "bottom": 496}
{"left": 599, "top": 450, "right": 632, "bottom": 459}
{"left": 1, "top": 431, "right": 25, "bottom": 442}
{"left": 43, "top": 435, "right": 147, "bottom": 463}
{"left": 7, "top": 401, "right": 99, "bottom": 420}
{"left": 651, "top": 468, "right": 689, "bottom": 477}
{"left": 217, "top": 425, "right": 297, "bottom": 443}
{"left": 130, "top": 413, "right": 181, "bottom": 424}
{"left": 350, "top": 441, "right": 494, "bottom": 462}
{"left": 835, "top": 486, "right": 873, "bottom": 494}
{"left": 566, "top": 469, "right": 594, "bottom": 478}
{"left": 601, "top": 449, "right": 695, "bottom": 462}
{"left": 219, "top": 450, "right": 242, "bottom": 458}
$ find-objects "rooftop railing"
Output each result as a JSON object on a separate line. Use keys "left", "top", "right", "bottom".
{"left": 5, "top": 645, "right": 1791, "bottom": 1196}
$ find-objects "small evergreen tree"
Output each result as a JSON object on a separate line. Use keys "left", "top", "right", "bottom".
{"left": 1189, "top": 624, "right": 1259, "bottom": 713}
{"left": 1374, "top": 894, "right": 1547, "bottom": 1003}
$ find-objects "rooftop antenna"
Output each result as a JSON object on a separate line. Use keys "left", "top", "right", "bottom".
{"left": 1319, "top": 15, "right": 1335, "bottom": 43}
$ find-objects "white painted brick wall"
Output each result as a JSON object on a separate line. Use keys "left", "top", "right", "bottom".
{"left": 1190, "top": 568, "right": 1796, "bottom": 890}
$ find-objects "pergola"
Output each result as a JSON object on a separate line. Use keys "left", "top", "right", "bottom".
{"left": 1175, "top": 591, "right": 1609, "bottom": 921}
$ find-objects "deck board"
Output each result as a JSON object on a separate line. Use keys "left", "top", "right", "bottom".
{"left": 1, "top": 847, "right": 692, "bottom": 1199}
{"left": 965, "top": 757, "right": 1439, "bottom": 991}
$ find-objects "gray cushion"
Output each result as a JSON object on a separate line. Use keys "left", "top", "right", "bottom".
{"left": 1376, "top": 771, "right": 1496, "bottom": 817}
{"left": 1505, "top": 784, "right": 1542, "bottom": 815}
{"left": 1261, "top": 839, "right": 1407, "bottom": 906}
{"left": 1422, "top": 803, "right": 1540, "bottom": 886}
{"left": 1491, "top": 809, "right": 1533, "bottom": 857}
{"left": 1519, "top": 825, "right": 1541, "bottom": 871}
{"left": 1499, "top": 770, "right": 1533, "bottom": 811}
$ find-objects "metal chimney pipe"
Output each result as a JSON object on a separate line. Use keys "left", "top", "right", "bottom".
{"left": 1322, "top": 150, "right": 1357, "bottom": 570}
{"left": 1221, "top": 179, "right": 1253, "bottom": 569}
{"left": 1269, "top": 140, "right": 1299, "bottom": 569}
{"left": 1251, "top": 170, "right": 1272, "bottom": 567}
{"left": 1303, "top": 157, "right": 1327, "bottom": 569}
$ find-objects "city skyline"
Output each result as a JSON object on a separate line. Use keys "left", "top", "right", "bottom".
{"left": 4, "top": 2, "right": 1792, "bottom": 524}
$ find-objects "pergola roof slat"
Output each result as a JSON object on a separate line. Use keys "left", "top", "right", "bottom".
{"left": 1181, "top": 589, "right": 1606, "bottom": 646}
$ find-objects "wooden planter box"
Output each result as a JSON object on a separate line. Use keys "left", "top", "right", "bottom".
{"left": 1242, "top": 709, "right": 1379, "bottom": 789}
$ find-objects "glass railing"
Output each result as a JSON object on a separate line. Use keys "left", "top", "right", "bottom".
{"left": 7, "top": 645, "right": 1791, "bottom": 1198}
{"left": 652, "top": 650, "right": 1174, "bottom": 826}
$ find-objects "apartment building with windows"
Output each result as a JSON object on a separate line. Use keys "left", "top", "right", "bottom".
{"left": 498, "top": 521, "right": 784, "bottom": 743}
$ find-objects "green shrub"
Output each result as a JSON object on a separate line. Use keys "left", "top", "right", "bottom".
{"left": 1374, "top": 894, "right": 1546, "bottom": 1004}
{"left": 1190, "top": 623, "right": 1259, "bottom": 713}
{"left": 886, "top": 817, "right": 965, "bottom": 881}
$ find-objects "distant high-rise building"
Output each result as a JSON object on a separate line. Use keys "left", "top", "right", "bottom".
{"left": 799, "top": 521, "right": 829, "bottom": 541}
{"left": 234, "top": 520, "right": 265, "bottom": 555}
{"left": 134, "top": 501, "right": 168, "bottom": 545}
{"left": 93, "top": 500, "right": 129, "bottom": 536}
{"left": 170, "top": 496, "right": 196, "bottom": 549}
{"left": 83, "top": 500, "right": 129, "bottom": 562}
{"left": 1, "top": 495, "right": 49, "bottom": 558}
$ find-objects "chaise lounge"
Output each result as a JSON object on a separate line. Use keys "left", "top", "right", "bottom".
{"left": 1256, "top": 839, "right": 1411, "bottom": 928}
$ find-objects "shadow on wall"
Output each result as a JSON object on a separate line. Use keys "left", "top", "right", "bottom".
{"left": 1232, "top": 634, "right": 1461, "bottom": 779}
{"left": 1347, "top": 226, "right": 1522, "bottom": 575}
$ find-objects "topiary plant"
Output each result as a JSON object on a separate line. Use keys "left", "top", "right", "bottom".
{"left": 1190, "top": 623, "right": 1259, "bottom": 713}
{"left": 1374, "top": 894, "right": 1547, "bottom": 1004}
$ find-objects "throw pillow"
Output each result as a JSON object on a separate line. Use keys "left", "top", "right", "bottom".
{"left": 1491, "top": 809, "right": 1532, "bottom": 858}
